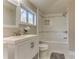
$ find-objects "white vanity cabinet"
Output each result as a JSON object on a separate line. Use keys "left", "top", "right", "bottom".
{"left": 3, "top": 35, "right": 39, "bottom": 59}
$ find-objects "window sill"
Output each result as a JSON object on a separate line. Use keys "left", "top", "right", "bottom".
{"left": 19, "top": 23, "right": 36, "bottom": 27}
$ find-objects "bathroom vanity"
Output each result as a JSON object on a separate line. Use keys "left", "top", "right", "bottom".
{"left": 3, "top": 35, "right": 39, "bottom": 59}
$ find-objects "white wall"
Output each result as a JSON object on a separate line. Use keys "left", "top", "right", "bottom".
{"left": 39, "top": 14, "right": 68, "bottom": 43}
{"left": 67, "top": 0, "right": 75, "bottom": 51}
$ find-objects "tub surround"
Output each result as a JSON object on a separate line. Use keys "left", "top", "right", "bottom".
{"left": 39, "top": 14, "right": 68, "bottom": 43}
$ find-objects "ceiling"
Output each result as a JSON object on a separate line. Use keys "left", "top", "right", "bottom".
{"left": 29, "top": 0, "right": 67, "bottom": 14}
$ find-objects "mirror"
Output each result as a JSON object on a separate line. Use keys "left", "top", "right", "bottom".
{"left": 3, "top": 0, "right": 17, "bottom": 27}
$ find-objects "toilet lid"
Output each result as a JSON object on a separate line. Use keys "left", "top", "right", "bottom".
{"left": 39, "top": 44, "right": 48, "bottom": 48}
{"left": 39, "top": 44, "right": 48, "bottom": 50}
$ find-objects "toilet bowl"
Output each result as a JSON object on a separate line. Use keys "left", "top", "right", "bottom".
{"left": 39, "top": 44, "right": 49, "bottom": 59}
{"left": 39, "top": 44, "right": 48, "bottom": 51}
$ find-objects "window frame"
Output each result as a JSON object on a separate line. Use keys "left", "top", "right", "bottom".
{"left": 27, "top": 10, "right": 35, "bottom": 25}
{"left": 21, "top": 5, "right": 28, "bottom": 24}
{"left": 21, "top": 8, "right": 28, "bottom": 23}
{"left": 20, "top": 5, "right": 37, "bottom": 26}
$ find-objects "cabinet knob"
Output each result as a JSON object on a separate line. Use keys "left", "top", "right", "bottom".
{"left": 31, "top": 42, "right": 34, "bottom": 48}
{"left": 64, "top": 37, "right": 67, "bottom": 39}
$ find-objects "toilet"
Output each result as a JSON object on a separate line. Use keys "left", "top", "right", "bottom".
{"left": 39, "top": 44, "right": 49, "bottom": 59}
{"left": 39, "top": 44, "right": 48, "bottom": 51}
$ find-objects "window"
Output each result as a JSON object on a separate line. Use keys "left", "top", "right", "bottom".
{"left": 21, "top": 8, "right": 27, "bottom": 24}
{"left": 21, "top": 7, "right": 37, "bottom": 26}
{"left": 28, "top": 12, "right": 34, "bottom": 24}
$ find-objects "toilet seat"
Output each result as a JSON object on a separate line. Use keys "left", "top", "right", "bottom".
{"left": 39, "top": 44, "right": 48, "bottom": 51}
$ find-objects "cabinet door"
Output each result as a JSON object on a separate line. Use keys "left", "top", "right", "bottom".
{"left": 3, "top": 0, "right": 20, "bottom": 28}
{"left": 3, "top": 44, "right": 8, "bottom": 59}
{"left": 15, "top": 41, "right": 32, "bottom": 59}
{"left": 3, "top": 4, "right": 16, "bottom": 26}
{"left": 33, "top": 39, "right": 39, "bottom": 57}
{"left": 3, "top": 0, "right": 16, "bottom": 27}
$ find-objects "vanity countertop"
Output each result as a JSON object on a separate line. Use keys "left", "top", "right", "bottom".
{"left": 3, "top": 35, "right": 38, "bottom": 44}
